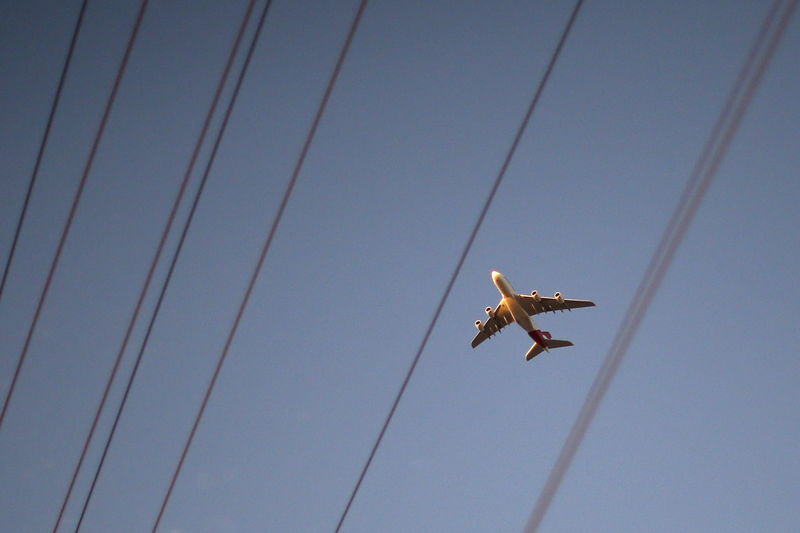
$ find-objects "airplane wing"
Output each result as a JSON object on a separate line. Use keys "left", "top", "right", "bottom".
{"left": 470, "top": 300, "right": 514, "bottom": 348}
{"left": 518, "top": 294, "right": 595, "bottom": 316}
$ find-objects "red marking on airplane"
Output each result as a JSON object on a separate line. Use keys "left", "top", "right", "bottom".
{"left": 528, "top": 329, "right": 549, "bottom": 347}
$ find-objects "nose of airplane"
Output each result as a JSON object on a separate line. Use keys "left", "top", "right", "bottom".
{"left": 491, "top": 270, "right": 501, "bottom": 281}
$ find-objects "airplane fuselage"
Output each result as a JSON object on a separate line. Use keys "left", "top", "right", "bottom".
{"left": 491, "top": 271, "right": 549, "bottom": 346}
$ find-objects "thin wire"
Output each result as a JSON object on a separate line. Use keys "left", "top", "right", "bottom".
{"left": 0, "top": 0, "right": 89, "bottom": 305}
{"left": 149, "top": 1, "right": 370, "bottom": 530}
{"left": 0, "top": 0, "right": 150, "bottom": 432}
{"left": 332, "top": 2, "right": 586, "bottom": 531}
{"left": 46, "top": 2, "right": 261, "bottom": 532}
{"left": 70, "top": 1, "right": 273, "bottom": 530}
{"left": 523, "top": 1, "right": 797, "bottom": 531}
{"left": 71, "top": 0, "right": 274, "bottom": 529}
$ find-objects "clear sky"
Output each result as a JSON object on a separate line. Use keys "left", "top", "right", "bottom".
{"left": 1, "top": 1, "right": 798, "bottom": 532}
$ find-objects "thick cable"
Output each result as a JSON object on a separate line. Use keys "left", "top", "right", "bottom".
{"left": 46, "top": 1, "right": 261, "bottom": 532}
{"left": 0, "top": 0, "right": 150, "bottom": 432}
{"left": 332, "top": 2, "right": 585, "bottom": 532}
{"left": 149, "top": 1, "right": 370, "bottom": 530}
{"left": 523, "top": 1, "right": 797, "bottom": 531}
{"left": 0, "top": 0, "right": 89, "bottom": 304}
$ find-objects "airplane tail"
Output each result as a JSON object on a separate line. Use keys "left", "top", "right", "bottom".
{"left": 524, "top": 339, "right": 573, "bottom": 361}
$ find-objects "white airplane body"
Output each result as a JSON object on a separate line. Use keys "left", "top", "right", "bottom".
{"left": 472, "top": 271, "right": 595, "bottom": 361}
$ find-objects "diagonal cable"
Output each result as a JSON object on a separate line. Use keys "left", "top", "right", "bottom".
{"left": 47, "top": 1, "right": 261, "bottom": 531}
{"left": 70, "top": 0, "right": 275, "bottom": 531}
{"left": 523, "top": 1, "right": 797, "bottom": 531}
{"left": 150, "top": 1, "right": 370, "bottom": 531}
{"left": 0, "top": 0, "right": 150, "bottom": 432}
{"left": 0, "top": 0, "right": 89, "bottom": 304}
{"left": 332, "top": 2, "right": 586, "bottom": 531}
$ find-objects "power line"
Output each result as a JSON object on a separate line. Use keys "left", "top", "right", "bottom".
{"left": 70, "top": 0, "right": 274, "bottom": 530}
{"left": 0, "top": 0, "right": 150, "bottom": 432}
{"left": 522, "top": 1, "right": 797, "bottom": 531}
{"left": 0, "top": 0, "right": 89, "bottom": 305}
{"left": 149, "top": 1, "right": 370, "bottom": 531}
{"left": 332, "top": 2, "right": 586, "bottom": 531}
{"left": 46, "top": 1, "right": 262, "bottom": 532}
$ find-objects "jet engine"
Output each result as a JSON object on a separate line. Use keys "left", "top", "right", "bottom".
{"left": 475, "top": 320, "right": 483, "bottom": 331}
{"left": 530, "top": 290, "right": 540, "bottom": 301}
{"left": 554, "top": 292, "right": 564, "bottom": 303}
{"left": 485, "top": 306, "right": 494, "bottom": 317}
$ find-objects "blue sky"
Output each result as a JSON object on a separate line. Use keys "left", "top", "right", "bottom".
{"left": 1, "top": 1, "right": 798, "bottom": 532}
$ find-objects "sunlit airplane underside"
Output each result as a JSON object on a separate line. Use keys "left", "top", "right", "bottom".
{"left": 471, "top": 271, "right": 595, "bottom": 361}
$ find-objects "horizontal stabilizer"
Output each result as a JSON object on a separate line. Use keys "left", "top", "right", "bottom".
{"left": 524, "top": 339, "right": 573, "bottom": 361}
{"left": 547, "top": 339, "right": 573, "bottom": 349}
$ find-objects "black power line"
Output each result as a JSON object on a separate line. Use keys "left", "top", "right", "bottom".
{"left": 0, "top": 0, "right": 150, "bottom": 432}
{"left": 332, "top": 2, "right": 586, "bottom": 531}
{"left": 522, "top": 1, "right": 798, "bottom": 531}
{"left": 46, "top": 1, "right": 263, "bottom": 532}
{"left": 149, "top": 1, "right": 370, "bottom": 531}
{"left": 0, "top": 0, "right": 89, "bottom": 305}
{"left": 70, "top": 0, "right": 275, "bottom": 530}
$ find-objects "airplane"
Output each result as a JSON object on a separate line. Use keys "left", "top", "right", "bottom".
{"left": 471, "top": 271, "right": 595, "bottom": 361}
